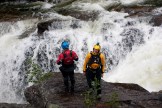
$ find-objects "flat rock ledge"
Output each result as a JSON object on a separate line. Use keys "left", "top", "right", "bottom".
{"left": 0, "top": 73, "right": 162, "bottom": 108}
{"left": 23, "top": 72, "right": 162, "bottom": 108}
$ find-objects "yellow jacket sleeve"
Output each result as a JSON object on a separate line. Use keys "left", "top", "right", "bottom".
{"left": 100, "top": 53, "right": 106, "bottom": 73}
{"left": 83, "top": 53, "right": 91, "bottom": 72}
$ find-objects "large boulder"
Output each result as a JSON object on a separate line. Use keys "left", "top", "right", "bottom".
{"left": 37, "top": 19, "right": 54, "bottom": 35}
{"left": 119, "top": 6, "right": 162, "bottom": 26}
{"left": 24, "top": 72, "right": 88, "bottom": 108}
{"left": 121, "top": 6, "right": 155, "bottom": 18}
{"left": 37, "top": 18, "right": 81, "bottom": 35}
{"left": 0, "top": 103, "right": 34, "bottom": 108}
{"left": 150, "top": 15, "right": 162, "bottom": 26}
{"left": 51, "top": 0, "right": 99, "bottom": 21}
{"left": 24, "top": 72, "right": 162, "bottom": 108}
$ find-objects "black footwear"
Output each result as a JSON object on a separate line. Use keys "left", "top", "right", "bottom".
{"left": 70, "top": 86, "right": 74, "bottom": 93}
{"left": 65, "top": 87, "right": 69, "bottom": 93}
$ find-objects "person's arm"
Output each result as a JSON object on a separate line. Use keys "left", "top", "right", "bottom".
{"left": 72, "top": 51, "right": 78, "bottom": 61}
{"left": 83, "top": 53, "right": 91, "bottom": 74}
{"left": 100, "top": 53, "right": 106, "bottom": 74}
{"left": 56, "top": 54, "right": 63, "bottom": 65}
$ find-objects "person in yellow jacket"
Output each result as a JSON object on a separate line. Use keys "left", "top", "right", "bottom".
{"left": 83, "top": 43, "right": 105, "bottom": 99}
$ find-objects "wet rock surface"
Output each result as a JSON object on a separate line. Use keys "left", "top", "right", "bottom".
{"left": 1, "top": 1, "right": 162, "bottom": 28}
{"left": 120, "top": 6, "right": 162, "bottom": 26}
{"left": 37, "top": 18, "right": 81, "bottom": 35}
{"left": 0, "top": 73, "right": 162, "bottom": 108}
{"left": 24, "top": 72, "right": 162, "bottom": 108}
{"left": 0, "top": 103, "right": 35, "bottom": 108}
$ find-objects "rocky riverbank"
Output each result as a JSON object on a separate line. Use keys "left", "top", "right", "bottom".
{"left": 1, "top": 72, "right": 162, "bottom": 108}
{"left": 1, "top": 1, "right": 162, "bottom": 108}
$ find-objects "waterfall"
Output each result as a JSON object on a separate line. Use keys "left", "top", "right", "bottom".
{"left": 0, "top": 19, "right": 38, "bottom": 103}
{"left": 0, "top": 0, "right": 162, "bottom": 103}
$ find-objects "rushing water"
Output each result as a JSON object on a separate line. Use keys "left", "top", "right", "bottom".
{"left": 0, "top": 0, "right": 162, "bottom": 103}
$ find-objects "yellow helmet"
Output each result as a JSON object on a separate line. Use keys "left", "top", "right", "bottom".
{"left": 93, "top": 43, "right": 101, "bottom": 51}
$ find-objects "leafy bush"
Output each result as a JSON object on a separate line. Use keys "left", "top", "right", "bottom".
{"left": 84, "top": 77, "right": 100, "bottom": 108}
{"left": 26, "top": 58, "right": 52, "bottom": 84}
{"left": 84, "top": 89, "right": 96, "bottom": 108}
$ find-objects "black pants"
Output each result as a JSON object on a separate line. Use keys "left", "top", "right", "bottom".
{"left": 61, "top": 70, "right": 75, "bottom": 91}
{"left": 86, "top": 68, "right": 102, "bottom": 95}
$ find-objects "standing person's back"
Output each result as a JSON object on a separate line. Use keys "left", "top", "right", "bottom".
{"left": 56, "top": 41, "right": 78, "bottom": 94}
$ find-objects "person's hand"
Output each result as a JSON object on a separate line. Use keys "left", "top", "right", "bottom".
{"left": 101, "top": 73, "right": 104, "bottom": 78}
{"left": 57, "top": 60, "right": 62, "bottom": 65}
{"left": 83, "top": 71, "right": 86, "bottom": 76}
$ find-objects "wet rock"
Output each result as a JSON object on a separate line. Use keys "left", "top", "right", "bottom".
{"left": 0, "top": 0, "right": 44, "bottom": 3}
{"left": 120, "top": 28, "right": 144, "bottom": 53}
{"left": 0, "top": 2, "right": 43, "bottom": 22}
{"left": 120, "top": 6, "right": 162, "bottom": 26}
{"left": 159, "top": 94, "right": 162, "bottom": 101}
{"left": 24, "top": 85, "right": 46, "bottom": 108}
{"left": 37, "top": 19, "right": 67, "bottom": 35}
{"left": 37, "top": 19, "right": 81, "bottom": 35}
{"left": 37, "top": 19, "right": 53, "bottom": 35}
{"left": 122, "top": 6, "right": 155, "bottom": 18}
{"left": 124, "top": 6, "right": 154, "bottom": 14}
{"left": 0, "top": 103, "right": 34, "bottom": 108}
{"left": 24, "top": 72, "right": 162, "bottom": 108}
{"left": 104, "top": 2, "right": 122, "bottom": 11}
{"left": 150, "top": 15, "right": 162, "bottom": 26}
{"left": 57, "top": 9, "right": 99, "bottom": 21}
{"left": 24, "top": 73, "right": 87, "bottom": 108}
{"left": 51, "top": 0, "right": 99, "bottom": 21}
{"left": 19, "top": 26, "right": 37, "bottom": 39}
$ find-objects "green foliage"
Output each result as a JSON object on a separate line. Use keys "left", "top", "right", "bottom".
{"left": 91, "top": 77, "right": 100, "bottom": 99}
{"left": 84, "top": 77, "right": 120, "bottom": 108}
{"left": 106, "top": 92, "right": 119, "bottom": 108}
{"left": 84, "top": 77, "right": 100, "bottom": 108}
{"left": 84, "top": 89, "right": 96, "bottom": 108}
{"left": 26, "top": 58, "right": 52, "bottom": 84}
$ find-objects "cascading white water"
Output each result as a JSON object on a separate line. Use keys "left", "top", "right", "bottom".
{"left": 0, "top": 19, "right": 38, "bottom": 103}
{"left": 0, "top": 0, "right": 162, "bottom": 103}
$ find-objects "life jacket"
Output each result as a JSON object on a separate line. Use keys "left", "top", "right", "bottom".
{"left": 62, "top": 50, "right": 74, "bottom": 65}
{"left": 87, "top": 52, "right": 101, "bottom": 68}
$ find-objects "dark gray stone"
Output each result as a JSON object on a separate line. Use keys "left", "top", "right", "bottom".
{"left": 24, "top": 73, "right": 162, "bottom": 108}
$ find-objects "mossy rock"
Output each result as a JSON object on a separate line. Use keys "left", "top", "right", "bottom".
{"left": 0, "top": 2, "right": 45, "bottom": 21}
